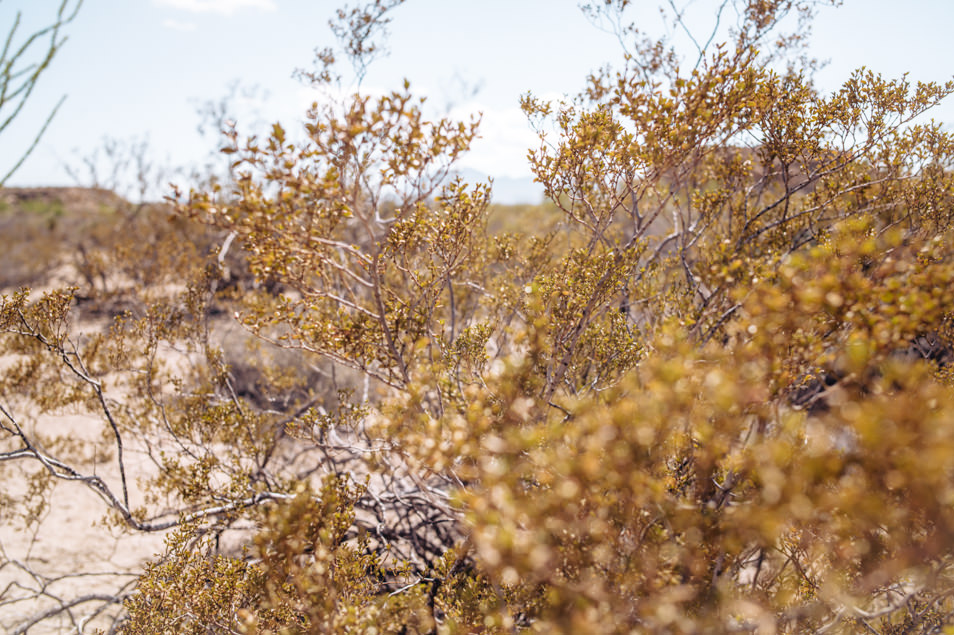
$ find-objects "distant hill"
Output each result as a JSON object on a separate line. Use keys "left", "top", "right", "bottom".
{"left": 0, "top": 186, "right": 127, "bottom": 216}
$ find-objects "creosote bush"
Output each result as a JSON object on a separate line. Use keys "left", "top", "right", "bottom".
{"left": 3, "top": 0, "right": 954, "bottom": 632}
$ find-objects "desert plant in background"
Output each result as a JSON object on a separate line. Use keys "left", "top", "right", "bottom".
{"left": 2, "top": 0, "right": 954, "bottom": 633}
{"left": 0, "top": 0, "right": 83, "bottom": 186}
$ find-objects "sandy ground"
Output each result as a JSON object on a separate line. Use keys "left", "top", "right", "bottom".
{"left": 0, "top": 409, "right": 170, "bottom": 634}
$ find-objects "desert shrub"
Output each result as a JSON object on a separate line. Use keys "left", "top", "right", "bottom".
{"left": 3, "top": 0, "right": 954, "bottom": 633}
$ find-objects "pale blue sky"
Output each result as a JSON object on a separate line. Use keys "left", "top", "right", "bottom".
{"left": 3, "top": 0, "right": 954, "bottom": 202}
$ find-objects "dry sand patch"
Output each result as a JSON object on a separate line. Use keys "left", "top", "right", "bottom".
{"left": 0, "top": 410, "right": 170, "bottom": 634}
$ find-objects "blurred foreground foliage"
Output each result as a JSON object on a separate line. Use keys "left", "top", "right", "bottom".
{"left": 3, "top": 0, "right": 954, "bottom": 632}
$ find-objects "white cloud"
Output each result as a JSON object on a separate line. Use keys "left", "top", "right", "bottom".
{"left": 154, "top": 0, "right": 277, "bottom": 16}
{"left": 453, "top": 102, "right": 537, "bottom": 179}
{"left": 161, "top": 18, "right": 198, "bottom": 31}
